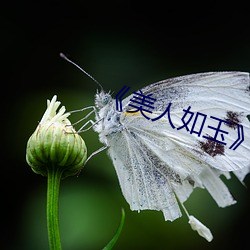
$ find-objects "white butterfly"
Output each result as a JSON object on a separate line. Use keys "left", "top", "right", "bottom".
{"left": 62, "top": 54, "right": 250, "bottom": 242}
{"left": 89, "top": 72, "right": 250, "bottom": 241}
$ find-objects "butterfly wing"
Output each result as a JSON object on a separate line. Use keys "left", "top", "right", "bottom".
{"left": 123, "top": 71, "right": 249, "bottom": 114}
{"left": 105, "top": 72, "right": 250, "bottom": 220}
{"left": 122, "top": 72, "right": 250, "bottom": 173}
{"left": 107, "top": 113, "right": 237, "bottom": 221}
{"left": 106, "top": 118, "right": 182, "bottom": 221}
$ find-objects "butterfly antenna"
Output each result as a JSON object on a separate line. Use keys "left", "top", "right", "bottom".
{"left": 60, "top": 53, "right": 104, "bottom": 91}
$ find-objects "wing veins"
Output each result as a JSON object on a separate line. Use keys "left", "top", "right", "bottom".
{"left": 123, "top": 130, "right": 152, "bottom": 209}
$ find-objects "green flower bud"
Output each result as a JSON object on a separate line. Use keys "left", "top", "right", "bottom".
{"left": 26, "top": 95, "right": 87, "bottom": 178}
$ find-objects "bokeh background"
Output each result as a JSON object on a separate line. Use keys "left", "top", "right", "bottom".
{"left": 2, "top": 1, "right": 250, "bottom": 250}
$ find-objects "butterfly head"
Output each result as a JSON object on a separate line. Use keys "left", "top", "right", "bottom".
{"left": 95, "top": 90, "right": 112, "bottom": 109}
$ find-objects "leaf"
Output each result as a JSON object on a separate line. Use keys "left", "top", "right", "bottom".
{"left": 102, "top": 208, "right": 125, "bottom": 250}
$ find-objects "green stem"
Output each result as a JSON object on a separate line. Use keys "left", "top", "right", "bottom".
{"left": 47, "top": 165, "right": 63, "bottom": 250}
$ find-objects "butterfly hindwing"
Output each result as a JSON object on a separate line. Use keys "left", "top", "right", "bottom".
{"left": 107, "top": 120, "right": 182, "bottom": 221}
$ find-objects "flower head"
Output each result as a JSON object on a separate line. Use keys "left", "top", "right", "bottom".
{"left": 26, "top": 95, "right": 87, "bottom": 178}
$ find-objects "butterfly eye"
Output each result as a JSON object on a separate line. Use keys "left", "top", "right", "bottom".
{"left": 103, "top": 94, "right": 111, "bottom": 105}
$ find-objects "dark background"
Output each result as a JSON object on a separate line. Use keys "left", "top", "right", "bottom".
{"left": 2, "top": 1, "right": 250, "bottom": 250}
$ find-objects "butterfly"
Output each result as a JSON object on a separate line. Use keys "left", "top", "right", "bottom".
{"left": 61, "top": 55, "right": 250, "bottom": 241}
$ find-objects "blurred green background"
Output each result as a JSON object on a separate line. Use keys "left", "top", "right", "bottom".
{"left": 2, "top": 2, "right": 250, "bottom": 250}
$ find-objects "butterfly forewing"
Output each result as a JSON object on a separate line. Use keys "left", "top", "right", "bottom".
{"left": 121, "top": 72, "right": 250, "bottom": 172}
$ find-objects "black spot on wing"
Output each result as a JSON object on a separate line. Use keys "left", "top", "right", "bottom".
{"left": 186, "top": 177, "right": 195, "bottom": 186}
{"left": 199, "top": 136, "right": 225, "bottom": 157}
{"left": 246, "top": 84, "right": 250, "bottom": 94}
{"left": 224, "top": 111, "right": 242, "bottom": 129}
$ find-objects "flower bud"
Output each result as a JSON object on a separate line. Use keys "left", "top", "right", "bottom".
{"left": 26, "top": 95, "right": 87, "bottom": 178}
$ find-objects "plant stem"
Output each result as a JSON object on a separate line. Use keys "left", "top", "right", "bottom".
{"left": 47, "top": 165, "right": 63, "bottom": 250}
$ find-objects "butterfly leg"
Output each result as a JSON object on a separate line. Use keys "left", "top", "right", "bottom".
{"left": 70, "top": 106, "right": 96, "bottom": 126}
{"left": 85, "top": 145, "right": 108, "bottom": 165}
{"left": 70, "top": 105, "right": 96, "bottom": 114}
{"left": 76, "top": 118, "right": 104, "bottom": 133}
{"left": 77, "top": 145, "right": 108, "bottom": 176}
{"left": 68, "top": 106, "right": 103, "bottom": 132}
